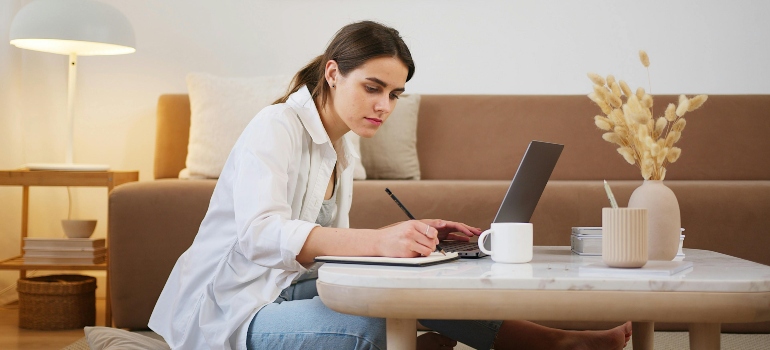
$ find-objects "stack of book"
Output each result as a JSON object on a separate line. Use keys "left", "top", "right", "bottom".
{"left": 570, "top": 227, "right": 685, "bottom": 257}
{"left": 22, "top": 238, "right": 106, "bottom": 265}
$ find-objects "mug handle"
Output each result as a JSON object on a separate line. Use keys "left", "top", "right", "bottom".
{"left": 478, "top": 229, "right": 493, "bottom": 255}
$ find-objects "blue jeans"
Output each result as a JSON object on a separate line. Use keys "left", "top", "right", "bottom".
{"left": 247, "top": 279, "right": 502, "bottom": 350}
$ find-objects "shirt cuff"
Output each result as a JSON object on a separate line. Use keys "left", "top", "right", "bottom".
{"left": 280, "top": 219, "right": 320, "bottom": 271}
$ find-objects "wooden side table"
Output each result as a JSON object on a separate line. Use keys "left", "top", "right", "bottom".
{"left": 0, "top": 169, "right": 139, "bottom": 327}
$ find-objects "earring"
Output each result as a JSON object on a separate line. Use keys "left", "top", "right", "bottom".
{"left": 332, "top": 84, "right": 335, "bottom": 88}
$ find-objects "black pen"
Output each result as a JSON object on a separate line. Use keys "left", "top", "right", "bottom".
{"left": 384, "top": 188, "right": 447, "bottom": 256}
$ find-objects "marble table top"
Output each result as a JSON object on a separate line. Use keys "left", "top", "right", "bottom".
{"left": 318, "top": 246, "right": 770, "bottom": 293}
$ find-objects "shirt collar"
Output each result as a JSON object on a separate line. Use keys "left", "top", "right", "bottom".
{"left": 286, "top": 85, "right": 360, "bottom": 168}
{"left": 341, "top": 135, "right": 359, "bottom": 160}
{"left": 286, "top": 86, "right": 329, "bottom": 145}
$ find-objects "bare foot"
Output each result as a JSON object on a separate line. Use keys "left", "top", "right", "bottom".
{"left": 557, "top": 321, "right": 632, "bottom": 350}
{"left": 494, "top": 320, "right": 632, "bottom": 350}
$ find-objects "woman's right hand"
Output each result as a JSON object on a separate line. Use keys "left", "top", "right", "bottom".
{"left": 376, "top": 220, "right": 439, "bottom": 257}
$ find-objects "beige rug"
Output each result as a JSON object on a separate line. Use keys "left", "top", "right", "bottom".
{"left": 624, "top": 331, "right": 770, "bottom": 350}
{"left": 447, "top": 331, "right": 770, "bottom": 350}
{"left": 61, "top": 338, "right": 89, "bottom": 350}
{"left": 64, "top": 331, "right": 770, "bottom": 349}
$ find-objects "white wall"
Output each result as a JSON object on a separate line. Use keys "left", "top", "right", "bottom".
{"left": 1, "top": 0, "right": 769, "bottom": 301}
{"left": 0, "top": 0, "right": 24, "bottom": 306}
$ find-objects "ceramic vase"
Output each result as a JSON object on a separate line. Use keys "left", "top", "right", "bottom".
{"left": 627, "top": 180, "right": 680, "bottom": 261}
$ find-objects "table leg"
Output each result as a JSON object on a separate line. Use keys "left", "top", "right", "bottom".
{"left": 387, "top": 318, "right": 416, "bottom": 350}
{"left": 689, "top": 323, "right": 720, "bottom": 350}
{"left": 20, "top": 186, "right": 29, "bottom": 279}
{"left": 632, "top": 322, "right": 654, "bottom": 350}
{"left": 105, "top": 267, "right": 112, "bottom": 327}
{"left": 105, "top": 185, "right": 113, "bottom": 326}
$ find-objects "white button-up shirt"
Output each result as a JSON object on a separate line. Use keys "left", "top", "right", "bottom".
{"left": 149, "top": 86, "right": 357, "bottom": 350}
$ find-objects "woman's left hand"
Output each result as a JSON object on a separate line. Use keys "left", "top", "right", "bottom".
{"left": 419, "top": 219, "right": 482, "bottom": 242}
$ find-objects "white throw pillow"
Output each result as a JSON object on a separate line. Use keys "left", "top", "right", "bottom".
{"left": 346, "top": 132, "right": 367, "bottom": 180}
{"left": 360, "top": 94, "right": 421, "bottom": 179}
{"left": 84, "top": 327, "right": 170, "bottom": 350}
{"left": 182, "top": 72, "right": 291, "bottom": 179}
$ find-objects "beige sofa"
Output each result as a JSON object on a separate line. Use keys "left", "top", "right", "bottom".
{"left": 109, "top": 94, "right": 770, "bottom": 333}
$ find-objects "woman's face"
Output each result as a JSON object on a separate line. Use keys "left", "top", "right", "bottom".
{"left": 327, "top": 56, "right": 409, "bottom": 139}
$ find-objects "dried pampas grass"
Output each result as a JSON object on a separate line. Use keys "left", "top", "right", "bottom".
{"left": 664, "top": 103, "right": 677, "bottom": 122}
{"left": 610, "top": 82, "right": 622, "bottom": 98}
{"left": 588, "top": 73, "right": 606, "bottom": 86}
{"left": 602, "top": 132, "right": 622, "bottom": 145}
{"left": 587, "top": 51, "right": 709, "bottom": 180}
{"left": 639, "top": 50, "right": 650, "bottom": 68}
{"left": 619, "top": 80, "right": 633, "bottom": 97}
{"left": 672, "top": 118, "right": 687, "bottom": 132}
{"left": 636, "top": 87, "right": 646, "bottom": 100}
{"left": 594, "top": 115, "right": 613, "bottom": 131}
{"left": 653, "top": 117, "right": 667, "bottom": 138}
{"left": 617, "top": 147, "right": 636, "bottom": 165}
{"left": 688, "top": 94, "right": 708, "bottom": 112}
{"left": 676, "top": 95, "right": 689, "bottom": 117}
{"left": 667, "top": 147, "right": 682, "bottom": 163}
{"left": 641, "top": 94, "right": 654, "bottom": 109}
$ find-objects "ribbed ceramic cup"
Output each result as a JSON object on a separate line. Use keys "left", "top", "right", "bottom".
{"left": 602, "top": 208, "right": 648, "bottom": 268}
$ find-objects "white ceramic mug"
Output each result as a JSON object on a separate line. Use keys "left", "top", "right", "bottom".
{"left": 478, "top": 222, "right": 533, "bottom": 263}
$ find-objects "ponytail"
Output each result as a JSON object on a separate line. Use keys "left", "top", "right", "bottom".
{"left": 273, "top": 55, "right": 327, "bottom": 105}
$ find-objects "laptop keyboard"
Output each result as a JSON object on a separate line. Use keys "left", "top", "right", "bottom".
{"left": 441, "top": 241, "right": 479, "bottom": 252}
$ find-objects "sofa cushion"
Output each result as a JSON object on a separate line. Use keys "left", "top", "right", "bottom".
{"left": 360, "top": 94, "right": 421, "bottom": 179}
{"left": 109, "top": 179, "right": 215, "bottom": 329}
{"left": 183, "top": 72, "right": 291, "bottom": 179}
{"left": 415, "top": 95, "right": 770, "bottom": 181}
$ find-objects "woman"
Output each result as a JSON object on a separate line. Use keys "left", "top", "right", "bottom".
{"left": 150, "top": 21, "right": 631, "bottom": 350}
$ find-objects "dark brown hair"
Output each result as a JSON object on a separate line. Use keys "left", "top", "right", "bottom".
{"left": 274, "top": 20, "right": 415, "bottom": 106}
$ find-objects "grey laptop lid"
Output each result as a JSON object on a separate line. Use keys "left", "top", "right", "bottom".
{"left": 493, "top": 140, "right": 564, "bottom": 223}
{"left": 444, "top": 140, "right": 563, "bottom": 258}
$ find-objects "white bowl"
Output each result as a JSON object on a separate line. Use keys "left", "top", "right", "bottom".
{"left": 61, "top": 219, "right": 97, "bottom": 239}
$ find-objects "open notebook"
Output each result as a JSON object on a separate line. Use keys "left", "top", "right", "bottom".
{"left": 315, "top": 252, "right": 459, "bottom": 267}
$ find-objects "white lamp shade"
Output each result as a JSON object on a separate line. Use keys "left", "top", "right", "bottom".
{"left": 9, "top": 0, "right": 135, "bottom": 56}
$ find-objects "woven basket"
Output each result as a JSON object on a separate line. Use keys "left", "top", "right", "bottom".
{"left": 17, "top": 274, "right": 96, "bottom": 330}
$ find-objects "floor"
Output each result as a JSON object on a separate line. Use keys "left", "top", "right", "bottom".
{"left": 2, "top": 299, "right": 769, "bottom": 350}
{"left": 0, "top": 298, "right": 103, "bottom": 350}
{"left": 439, "top": 331, "right": 770, "bottom": 350}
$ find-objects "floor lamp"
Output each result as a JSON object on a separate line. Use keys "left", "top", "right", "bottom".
{"left": 10, "top": 0, "right": 135, "bottom": 171}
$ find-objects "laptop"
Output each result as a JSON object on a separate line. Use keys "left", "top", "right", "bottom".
{"left": 441, "top": 140, "right": 564, "bottom": 258}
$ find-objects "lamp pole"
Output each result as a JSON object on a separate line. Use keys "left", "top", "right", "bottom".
{"left": 66, "top": 53, "right": 77, "bottom": 165}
